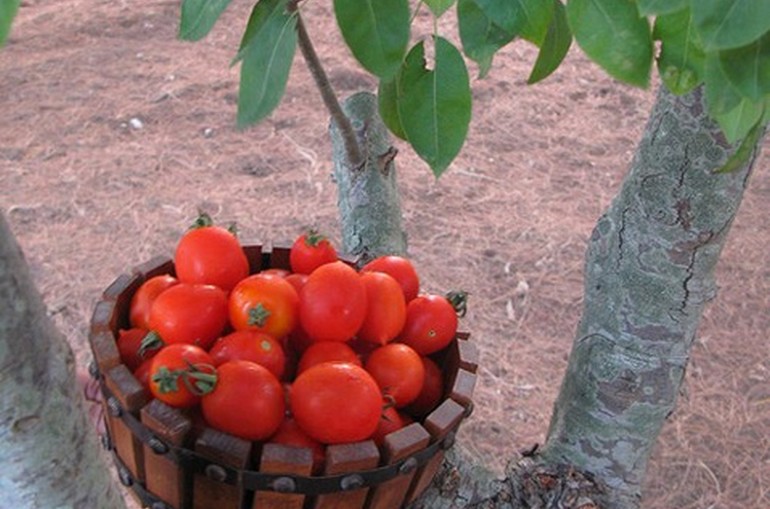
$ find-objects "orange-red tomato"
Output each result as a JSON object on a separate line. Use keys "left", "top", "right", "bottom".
{"left": 365, "top": 343, "right": 424, "bottom": 408}
{"left": 361, "top": 255, "right": 420, "bottom": 303}
{"left": 289, "top": 231, "right": 338, "bottom": 275}
{"left": 117, "top": 327, "right": 154, "bottom": 371}
{"left": 174, "top": 222, "right": 249, "bottom": 292}
{"left": 299, "top": 261, "right": 367, "bottom": 343}
{"left": 201, "top": 360, "right": 285, "bottom": 441}
{"left": 297, "top": 341, "right": 362, "bottom": 374}
{"left": 148, "top": 283, "right": 229, "bottom": 350}
{"left": 229, "top": 273, "right": 300, "bottom": 338}
{"left": 148, "top": 343, "right": 216, "bottom": 408}
{"left": 371, "top": 403, "right": 413, "bottom": 447}
{"left": 398, "top": 294, "right": 458, "bottom": 355}
{"left": 133, "top": 357, "right": 153, "bottom": 390}
{"left": 404, "top": 356, "right": 444, "bottom": 417}
{"left": 129, "top": 274, "right": 179, "bottom": 329}
{"left": 290, "top": 363, "right": 382, "bottom": 444}
{"left": 357, "top": 272, "right": 406, "bottom": 345}
{"left": 209, "top": 330, "right": 286, "bottom": 380}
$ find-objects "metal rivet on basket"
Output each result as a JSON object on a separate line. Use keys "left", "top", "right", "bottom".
{"left": 148, "top": 436, "right": 168, "bottom": 455}
{"left": 463, "top": 401, "right": 475, "bottom": 418}
{"left": 340, "top": 474, "right": 364, "bottom": 491}
{"left": 106, "top": 397, "right": 122, "bottom": 417}
{"left": 117, "top": 465, "right": 133, "bottom": 487}
{"left": 441, "top": 431, "right": 456, "bottom": 451}
{"left": 399, "top": 457, "right": 418, "bottom": 475}
{"left": 271, "top": 476, "right": 296, "bottom": 493}
{"left": 205, "top": 464, "right": 227, "bottom": 482}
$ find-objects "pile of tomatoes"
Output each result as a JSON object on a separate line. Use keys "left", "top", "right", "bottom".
{"left": 117, "top": 215, "right": 465, "bottom": 469}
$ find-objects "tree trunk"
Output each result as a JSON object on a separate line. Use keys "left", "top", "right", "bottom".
{"left": 330, "top": 91, "right": 408, "bottom": 262}
{"left": 409, "top": 86, "right": 765, "bottom": 508}
{"left": 0, "top": 213, "right": 126, "bottom": 508}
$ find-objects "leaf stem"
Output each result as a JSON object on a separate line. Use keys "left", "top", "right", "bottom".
{"left": 291, "top": 7, "right": 363, "bottom": 168}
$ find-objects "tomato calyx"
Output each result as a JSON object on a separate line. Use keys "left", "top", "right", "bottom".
{"left": 248, "top": 303, "right": 272, "bottom": 327}
{"left": 151, "top": 360, "right": 217, "bottom": 396}
{"left": 190, "top": 211, "right": 215, "bottom": 229}
{"left": 304, "top": 229, "right": 326, "bottom": 247}
{"left": 446, "top": 290, "right": 469, "bottom": 317}
{"left": 139, "top": 331, "right": 164, "bottom": 357}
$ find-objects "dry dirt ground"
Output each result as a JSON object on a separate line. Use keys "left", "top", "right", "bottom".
{"left": 1, "top": 1, "right": 769, "bottom": 508}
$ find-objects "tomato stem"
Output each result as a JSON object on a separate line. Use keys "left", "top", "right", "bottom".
{"left": 446, "top": 290, "right": 468, "bottom": 318}
{"left": 151, "top": 362, "right": 218, "bottom": 397}
{"left": 248, "top": 303, "right": 272, "bottom": 327}
{"left": 190, "top": 211, "right": 214, "bottom": 230}
{"left": 139, "top": 330, "right": 164, "bottom": 358}
{"left": 305, "top": 229, "right": 326, "bottom": 247}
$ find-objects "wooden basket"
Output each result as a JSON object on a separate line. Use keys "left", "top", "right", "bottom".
{"left": 87, "top": 244, "right": 478, "bottom": 509}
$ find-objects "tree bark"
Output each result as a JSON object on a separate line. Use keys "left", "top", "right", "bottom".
{"left": 330, "top": 91, "right": 408, "bottom": 262}
{"left": 410, "top": 86, "right": 765, "bottom": 508}
{"left": 0, "top": 213, "right": 126, "bottom": 508}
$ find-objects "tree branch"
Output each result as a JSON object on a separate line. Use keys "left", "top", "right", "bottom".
{"left": 293, "top": 8, "right": 363, "bottom": 168}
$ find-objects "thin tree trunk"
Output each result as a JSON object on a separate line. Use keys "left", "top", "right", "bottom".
{"left": 330, "top": 91, "right": 408, "bottom": 262}
{"left": 410, "top": 86, "right": 765, "bottom": 508}
{"left": 0, "top": 213, "right": 126, "bottom": 508}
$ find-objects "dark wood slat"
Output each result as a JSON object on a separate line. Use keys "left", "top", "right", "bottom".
{"left": 313, "top": 441, "right": 380, "bottom": 509}
{"left": 252, "top": 443, "right": 314, "bottom": 509}
{"left": 366, "top": 424, "right": 430, "bottom": 509}
{"left": 192, "top": 428, "right": 252, "bottom": 509}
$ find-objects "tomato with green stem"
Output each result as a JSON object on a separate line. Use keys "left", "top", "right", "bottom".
{"left": 289, "top": 230, "right": 338, "bottom": 275}
{"left": 147, "top": 283, "right": 228, "bottom": 350}
{"left": 229, "top": 273, "right": 300, "bottom": 338}
{"left": 148, "top": 343, "right": 216, "bottom": 408}
{"left": 174, "top": 213, "right": 249, "bottom": 292}
{"left": 397, "top": 292, "right": 465, "bottom": 355}
{"left": 201, "top": 360, "right": 285, "bottom": 441}
{"left": 117, "top": 327, "right": 155, "bottom": 371}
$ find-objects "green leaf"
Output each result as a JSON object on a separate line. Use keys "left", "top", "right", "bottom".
{"left": 566, "top": 0, "right": 653, "bottom": 88}
{"left": 692, "top": 0, "right": 770, "bottom": 51}
{"left": 425, "top": 0, "right": 456, "bottom": 17}
{"left": 714, "top": 97, "right": 764, "bottom": 144}
{"left": 333, "top": 0, "right": 410, "bottom": 79}
{"left": 654, "top": 8, "right": 705, "bottom": 95}
{"left": 704, "top": 52, "right": 743, "bottom": 117}
{"left": 397, "top": 37, "right": 472, "bottom": 177}
{"left": 0, "top": 0, "right": 20, "bottom": 46}
{"left": 718, "top": 31, "right": 770, "bottom": 103}
{"left": 179, "top": 0, "right": 233, "bottom": 41}
{"left": 472, "top": 0, "right": 553, "bottom": 45}
{"left": 527, "top": 0, "right": 572, "bottom": 84}
{"left": 457, "top": 0, "right": 515, "bottom": 78}
{"left": 377, "top": 77, "right": 407, "bottom": 140}
{"left": 637, "top": 0, "right": 687, "bottom": 16}
{"left": 714, "top": 113, "right": 765, "bottom": 173}
{"left": 237, "top": 0, "right": 297, "bottom": 127}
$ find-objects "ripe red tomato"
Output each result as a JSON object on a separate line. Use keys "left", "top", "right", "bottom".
{"left": 299, "top": 261, "right": 367, "bottom": 343}
{"left": 398, "top": 294, "right": 458, "bottom": 355}
{"left": 117, "top": 327, "right": 156, "bottom": 371}
{"left": 297, "top": 341, "right": 362, "bottom": 374}
{"left": 201, "top": 360, "right": 285, "bottom": 441}
{"left": 129, "top": 274, "right": 179, "bottom": 329}
{"left": 361, "top": 255, "right": 420, "bottom": 303}
{"left": 229, "top": 273, "right": 300, "bottom": 338}
{"left": 270, "top": 417, "right": 326, "bottom": 474}
{"left": 365, "top": 343, "right": 424, "bottom": 408}
{"left": 148, "top": 343, "right": 216, "bottom": 408}
{"left": 290, "top": 363, "right": 382, "bottom": 444}
{"left": 371, "top": 403, "right": 413, "bottom": 447}
{"left": 209, "top": 330, "right": 286, "bottom": 380}
{"left": 174, "top": 217, "right": 249, "bottom": 292}
{"left": 133, "top": 357, "right": 153, "bottom": 389}
{"left": 261, "top": 268, "right": 290, "bottom": 278}
{"left": 285, "top": 273, "right": 308, "bottom": 294}
{"left": 289, "top": 230, "right": 338, "bottom": 275}
{"left": 357, "top": 272, "right": 406, "bottom": 346}
{"left": 148, "top": 283, "right": 228, "bottom": 350}
{"left": 404, "top": 356, "right": 444, "bottom": 417}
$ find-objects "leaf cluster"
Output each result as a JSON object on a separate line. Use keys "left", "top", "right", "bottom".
{"left": 179, "top": 0, "right": 769, "bottom": 177}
